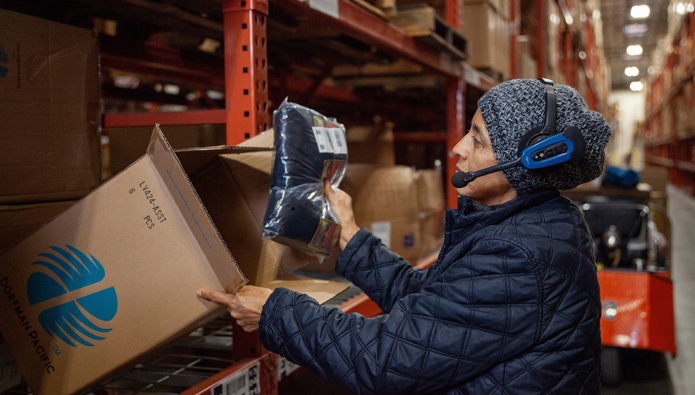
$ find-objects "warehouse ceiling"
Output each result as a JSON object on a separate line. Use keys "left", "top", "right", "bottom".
{"left": 1, "top": 0, "right": 677, "bottom": 97}
{"left": 598, "top": 0, "right": 670, "bottom": 91}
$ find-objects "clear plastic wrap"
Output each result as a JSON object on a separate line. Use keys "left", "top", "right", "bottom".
{"left": 262, "top": 100, "right": 347, "bottom": 257}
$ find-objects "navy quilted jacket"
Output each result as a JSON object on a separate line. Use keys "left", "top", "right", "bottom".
{"left": 259, "top": 190, "right": 602, "bottom": 394}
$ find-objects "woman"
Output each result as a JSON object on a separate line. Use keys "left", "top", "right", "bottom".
{"left": 197, "top": 79, "right": 611, "bottom": 394}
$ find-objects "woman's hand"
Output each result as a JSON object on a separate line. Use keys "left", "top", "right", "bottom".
{"left": 324, "top": 180, "right": 360, "bottom": 249}
{"left": 196, "top": 285, "right": 273, "bottom": 332}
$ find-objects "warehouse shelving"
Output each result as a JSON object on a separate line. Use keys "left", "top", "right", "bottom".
{"left": 513, "top": 0, "right": 607, "bottom": 112}
{"left": 644, "top": 10, "right": 695, "bottom": 198}
{"left": 94, "top": 0, "right": 479, "bottom": 393}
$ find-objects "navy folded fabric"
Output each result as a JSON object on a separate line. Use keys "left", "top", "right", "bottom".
{"left": 262, "top": 100, "right": 347, "bottom": 257}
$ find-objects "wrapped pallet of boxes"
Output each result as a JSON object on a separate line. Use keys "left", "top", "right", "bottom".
{"left": 463, "top": 0, "right": 510, "bottom": 80}
{"left": 303, "top": 164, "right": 422, "bottom": 273}
{"left": 0, "top": 126, "right": 348, "bottom": 395}
{"left": 0, "top": 10, "right": 100, "bottom": 204}
{"left": 415, "top": 168, "right": 446, "bottom": 256}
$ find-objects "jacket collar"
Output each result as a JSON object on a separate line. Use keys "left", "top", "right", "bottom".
{"left": 447, "top": 189, "right": 560, "bottom": 240}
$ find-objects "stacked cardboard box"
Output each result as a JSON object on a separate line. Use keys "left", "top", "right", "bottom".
{"left": 0, "top": 11, "right": 100, "bottom": 254}
{"left": 0, "top": 127, "right": 348, "bottom": 395}
{"left": 345, "top": 123, "right": 396, "bottom": 166}
{"left": 462, "top": 0, "right": 510, "bottom": 80}
{"left": 415, "top": 168, "right": 446, "bottom": 255}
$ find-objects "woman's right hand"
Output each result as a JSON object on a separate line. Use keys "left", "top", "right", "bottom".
{"left": 324, "top": 180, "right": 360, "bottom": 250}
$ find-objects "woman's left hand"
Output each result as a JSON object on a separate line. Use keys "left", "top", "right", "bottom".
{"left": 196, "top": 285, "right": 273, "bottom": 332}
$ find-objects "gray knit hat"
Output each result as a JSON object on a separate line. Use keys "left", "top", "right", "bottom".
{"left": 478, "top": 79, "right": 612, "bottom": 195}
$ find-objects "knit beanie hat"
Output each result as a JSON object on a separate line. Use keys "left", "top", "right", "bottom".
{"left": 478, "top": 79, "right": 612, "bottom": 195}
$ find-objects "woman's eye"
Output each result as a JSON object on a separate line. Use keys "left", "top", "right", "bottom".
{"left": 473, "top": 137, "right": 482, "bottom": 146}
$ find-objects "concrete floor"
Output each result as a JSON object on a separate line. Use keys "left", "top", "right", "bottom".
{"left": 666, "top": 185, "right": 695, "bottom": 395}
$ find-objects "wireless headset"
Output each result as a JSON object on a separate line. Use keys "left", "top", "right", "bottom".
{"left": 451, "top": 78, "right": 587, "bottom": 188}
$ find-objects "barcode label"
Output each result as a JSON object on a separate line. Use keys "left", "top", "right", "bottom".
{"left": 277, "top": 355, "right": 300, "bottom": 380}
{"left": 371, "top": 221, "right": 391, "bottom": 248}
{"left": 213, "top": 362, "right": 260, "bottom": 395}
{"left": 312, "top": 127, "right": 347, "bottom": 154}
{"left": 328, "top": 128, "right": 347, "bottom": 154}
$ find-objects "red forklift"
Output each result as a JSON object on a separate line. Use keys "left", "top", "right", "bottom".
{"left": 571, "top": 187, "right": 676, "bottom": 385}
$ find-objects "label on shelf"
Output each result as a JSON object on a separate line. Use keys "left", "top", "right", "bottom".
{"left": 309, "top": 0, "right": 339, "bottom": 19}
{"left": 277, "top": 355, "right": 300, "bottom": 380}
{"left": 212, "top": 362, "right": 260, "bottom": 395}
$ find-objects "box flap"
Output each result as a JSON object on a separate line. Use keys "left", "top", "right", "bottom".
{"left": 147, "top": 125, "right": 246, "bottom": 292}
{"left": 263, "top": 275, "right": 349, "bottom": 305}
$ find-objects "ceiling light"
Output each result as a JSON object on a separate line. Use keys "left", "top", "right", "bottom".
{"left": 627, "top": 45, "right": 643, "bottom": 56}
{"left": 676, "top": 2, "right": 686, "bottom": 15}
{"left": 624, "top": 23, "right": 648, "bottom": 35}
{"left": 630, "top": 81, "right": 644, "bottom": 91}
{"left": 631, "top": 5, "right": 650, "bottom": 18}
{"left": 625, "top": 67, "right": 640, "bottom": 76}
{"left": 163, "top": 84, "right": 180, "bottom": 95}
{"left": 593, "top": 9, "right": 601, "bottom": 19}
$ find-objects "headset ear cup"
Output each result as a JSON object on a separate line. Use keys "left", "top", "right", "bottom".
{"left": 518, "top": 126, "right": 553, "bottom": 157}
{"left": 563, "top": 126, "right": 586, "bottom": 163}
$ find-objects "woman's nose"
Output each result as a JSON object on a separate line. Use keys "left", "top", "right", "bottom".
{"left": 453, "top": 138, "right": 469, "bottom": 160}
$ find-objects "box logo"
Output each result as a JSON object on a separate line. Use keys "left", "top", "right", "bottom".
{"left": 0, "top": 44, "right": 8, "bottom": 78}
{"left": 26, "top": 245, "right": 118, "bottom": 348}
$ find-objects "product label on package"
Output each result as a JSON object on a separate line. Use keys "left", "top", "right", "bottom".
{"left": 212, "top": 361, "right": 260, "bottom": 395}
{"left": 312, "top": 127, "right": 347, "bottom": 154}
{"left": 130, "top": 180, "right": 168, "bottom": 230}
{"left": 308, "top": 218, "right": 341, "bottom": 255}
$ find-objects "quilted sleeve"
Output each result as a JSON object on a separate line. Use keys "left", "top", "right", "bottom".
{"left": 335, "top": 228, "right": 430, "bottom": 313}
{"left": 259, "top": 238, "right": 541, "bottom": 394}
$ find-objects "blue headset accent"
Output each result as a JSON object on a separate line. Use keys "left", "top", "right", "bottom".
{"left": 520, "top": 131, "right": 574, "bottom": 169}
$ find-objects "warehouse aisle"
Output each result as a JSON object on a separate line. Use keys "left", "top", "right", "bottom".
{"left": 667, "top": 186, "right": 695, "bottom": 395}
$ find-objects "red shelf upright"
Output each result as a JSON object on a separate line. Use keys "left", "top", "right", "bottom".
{"left": 223, "top": 0, "right": 270, "bottom": 145}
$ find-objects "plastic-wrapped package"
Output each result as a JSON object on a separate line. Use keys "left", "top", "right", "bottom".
{"left": 262, "top": 100, "right": 347, "bottom": 257}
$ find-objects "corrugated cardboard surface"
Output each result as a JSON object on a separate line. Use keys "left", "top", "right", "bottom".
{"left": 0, "top": 10, "right": 100, "bottom": 203}
{"left": 462, "top": 1, "right": 510, "bottom": 79}
{"left": 106, "top": 124, "right": 226, "bottom": 178}
{"left": 0, "top": 336, "right": 21, "bottom": 393}
{"left": 0, "top": 200, "right": 76, "bottom": 255}
{"left": 0, "top": 127, "right": 244, "bottom": 395}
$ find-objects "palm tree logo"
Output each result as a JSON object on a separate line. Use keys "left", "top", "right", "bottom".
{"left": 27, "top": 246, "right": 118, "bottom": 348}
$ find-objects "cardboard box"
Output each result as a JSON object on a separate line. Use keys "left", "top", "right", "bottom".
{"left": 0, "top": 336, "right": 22, "bottom": 393}
{"left": 0, "top": 10, "right": 100, "bottom": 204}
{"left": 463, "top": 0, "right": 509, "bottom": 79}
{"left": 0, "top": 200, "right": 76, "bottom": 255}
{"left": 106, "top": 124, "right": 227, "bottom": 177}
{"left": 415, "top": 169, "right": 445, "bottom": 255}
{"left": 345, "top": 125, "right": 396, "bottom": 166}
{"left": 0, "top": 126, "right": 348, "bottom": 395}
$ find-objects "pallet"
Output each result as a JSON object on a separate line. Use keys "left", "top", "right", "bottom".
{"left": 391, "top": 6, "right": 467, "bottom": 60}
{"left": 352, "top": 0, "right": 397, "bottom": 20}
